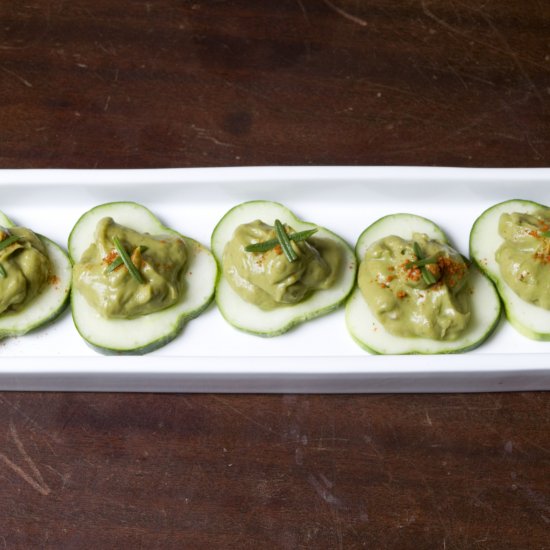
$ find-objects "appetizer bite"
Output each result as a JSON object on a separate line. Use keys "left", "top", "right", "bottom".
{"left": 69, "top": 202, "right": 217, "bottom": 354}
{"left": 0, "top": 210, "right": 71, "bottom": 339}
{"left": 470, "top": 199, "right": 550, "bottom": 340}
{"left": 346, "top": 213, "right": 501, "bottom": 354}
{"left": 211, "top": 200, "right": 357, "bottom": 336}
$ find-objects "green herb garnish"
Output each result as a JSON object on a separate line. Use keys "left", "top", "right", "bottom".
{"left": 408, "top": 242, "right": 439, "bottom": 286}
{"left": 105, "top": 256, "right": 124, "bottom": 274}
{"left": 105, "top": 245, "right": 148, "bottom": 274}
{"left": 288, "top": 228, "right": 318, "bottom": 242}
{"left": 0, "top": 264, "right": 6, "bottom": 278}
{"left": 274, "top": 219, "right": 298, "bottom": 262}
{"left": 112, "top": 237, "right": 145, "bottom": 283}
{"left": 540, "top": 231, "right": 550, "bottom": 238}
{"left": 0, "top": 235, "right": 20, "bottom": 252}
{"left": 405, "top": 255, "right": 439, "bottom": 269}
{"left": 244, "top": 238, "right": 279, "bottom": 253}
{"left": 245, "top": 227, "right": 317, "bottom": 255}
{"left": 421, "top": 265, "right": 438, "bottom": 286}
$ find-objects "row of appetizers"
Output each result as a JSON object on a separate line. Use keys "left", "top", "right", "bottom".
{"left": 0, "top": 199, "right": 548, "bottom": 354}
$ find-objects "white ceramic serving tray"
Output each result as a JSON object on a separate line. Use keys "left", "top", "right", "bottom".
{"left": 1, "top": 167, "right": 549, "bottom": 393}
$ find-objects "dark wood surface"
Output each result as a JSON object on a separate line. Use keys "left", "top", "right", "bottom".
{"left": 1, "top": 1, "right": 549, "bottom": 548}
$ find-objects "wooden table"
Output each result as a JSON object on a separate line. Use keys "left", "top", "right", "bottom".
{"left": 1, "top": 1, "right": 548, "bottom": 547}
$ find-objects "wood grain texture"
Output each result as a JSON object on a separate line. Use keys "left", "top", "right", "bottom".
{"left": 0, "top": 0, "right": 549, "bottom": 548}
{"left": 0, "top": 392, "right": 548, "bottom": 549}
{"left": 0, "top": 0, "right": 549, "bottom": 168}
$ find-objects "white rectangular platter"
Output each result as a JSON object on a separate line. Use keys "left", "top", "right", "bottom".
{"left": 1, "top": 166, "right": 549, "bottom": 393}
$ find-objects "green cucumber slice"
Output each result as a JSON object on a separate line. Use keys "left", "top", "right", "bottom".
{"left": 211, "top": 200, "right": 357, "bottom": 336}
{"left": 346, "top": 213, "right": 501, "bottom": 354}
{"left": 0, "top": 211, "right": 71, "bottom": 339}
{"left": 68, "top": 202, "right": 217, "bottom": 354}
{"left": 470, "top": 199, "right": 550, "bottom": 340}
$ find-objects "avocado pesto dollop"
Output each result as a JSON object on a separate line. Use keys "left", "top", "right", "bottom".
{"left": 0, "top": 227, "right": 52, "bottom": 315}
{"left": 73, "top": 217, "right": 188, "bottom": 319}
{"left": 222, "top": 219, "right": 342, "bottom": 310}
{"left": 358, "top": 233, "right": 471, "bottom": 340}
{"left": 496, "top": 209, "right": 550, "bottom": 309}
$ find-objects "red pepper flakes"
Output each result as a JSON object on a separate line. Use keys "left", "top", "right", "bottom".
{"left": 403, "top": 264, "right": 421, "bottom": 282}
{"left": 103, "top": 250, "right": 118, "bottom": 265}
{"left": 396, "top": 290, "right": 407, "bottom": 299}
{"left": 533, "top": 251, "right": 550, "bottom": 264}
{"left": 437, "top": 256, "right": 467, "bottom": 282}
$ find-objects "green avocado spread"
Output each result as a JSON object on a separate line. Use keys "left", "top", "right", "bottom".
{"left": 496, "top": 209, "right": 550, "bottom": 309}
{"left": 222, "top": 220, "right": 342, "bottom": 310}
{"left": 73, "top": 217, "right": 188, "bottom": 319}
{"left": 358, "top": 233, "right": 471, "bottom": 340}
{"left": 0, "top": 226, "right": 51, "bottom": 315}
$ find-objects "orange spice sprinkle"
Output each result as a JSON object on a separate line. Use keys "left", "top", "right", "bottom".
{"left": 533, "top": 252, "right": 550, "bottom": 264}
{"left": 396, "top": 290, "right": 407, "bottom": 299}
{"left": 399, "top": 259, "right": 421, "bottom": 281}
{"left": 437, "top": 257, "right": 467, "bottom": 281}
{"left": 103, "top": 250, "right": 118, "bottom": 264}
{"left": 404, "top": 265, "right": 421, "bottom": 282}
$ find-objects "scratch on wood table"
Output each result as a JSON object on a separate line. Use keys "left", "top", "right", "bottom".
{"left": 0, "top": 422, "right": 51, "bottom": 496}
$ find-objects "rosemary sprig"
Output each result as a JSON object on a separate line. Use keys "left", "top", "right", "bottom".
{"left": 288, "top": 228, "right": 318, "bottom": 242}
{"left": 404, "top": 255, "right": 439, "bottom": 269}
{"left": 105, "top": 256, "right": 124, "bottom": 274}
{"left": 112, "top": 237, "right": 145, "bottom": 283}
{"left": 275, "top": 219, "right": 298, "bottom": 262}
{"left": 421, "top": 265, "right": 438, "bottom": 286}
{"left": 0, "top": 264, "right": 6, "bottom": 278}
{"left": 245, "top": 228, "right": 317, "bottom": 254}
{"left": 409, "top": 242, "right": 438, "bottom": 286}
{"left": 274, "top": 220, "right": 297, "bottom": 262}
{"left": 105, "top": 246, "right": 148, "bottom": 274}
{"left": 244, "top": 238, "right": 279, "bottom": 253}
{"left": 0, "top": 235, "right": 20, "bottom": 252}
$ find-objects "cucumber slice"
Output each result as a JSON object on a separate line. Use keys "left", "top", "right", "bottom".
{"left": 470, "top": 199, "right": 550, "bottom": 340}
{"left": 346, "top": 213, "right": 501, "bottom": 354}
{"left": 211, "top": 200, "right": 357, "bottom": 336}
{"left": 68, "top": 202, "right": 217, "bottom": 354}
{"left": 0, "top": 211, "right": 71, "bottom": 339}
